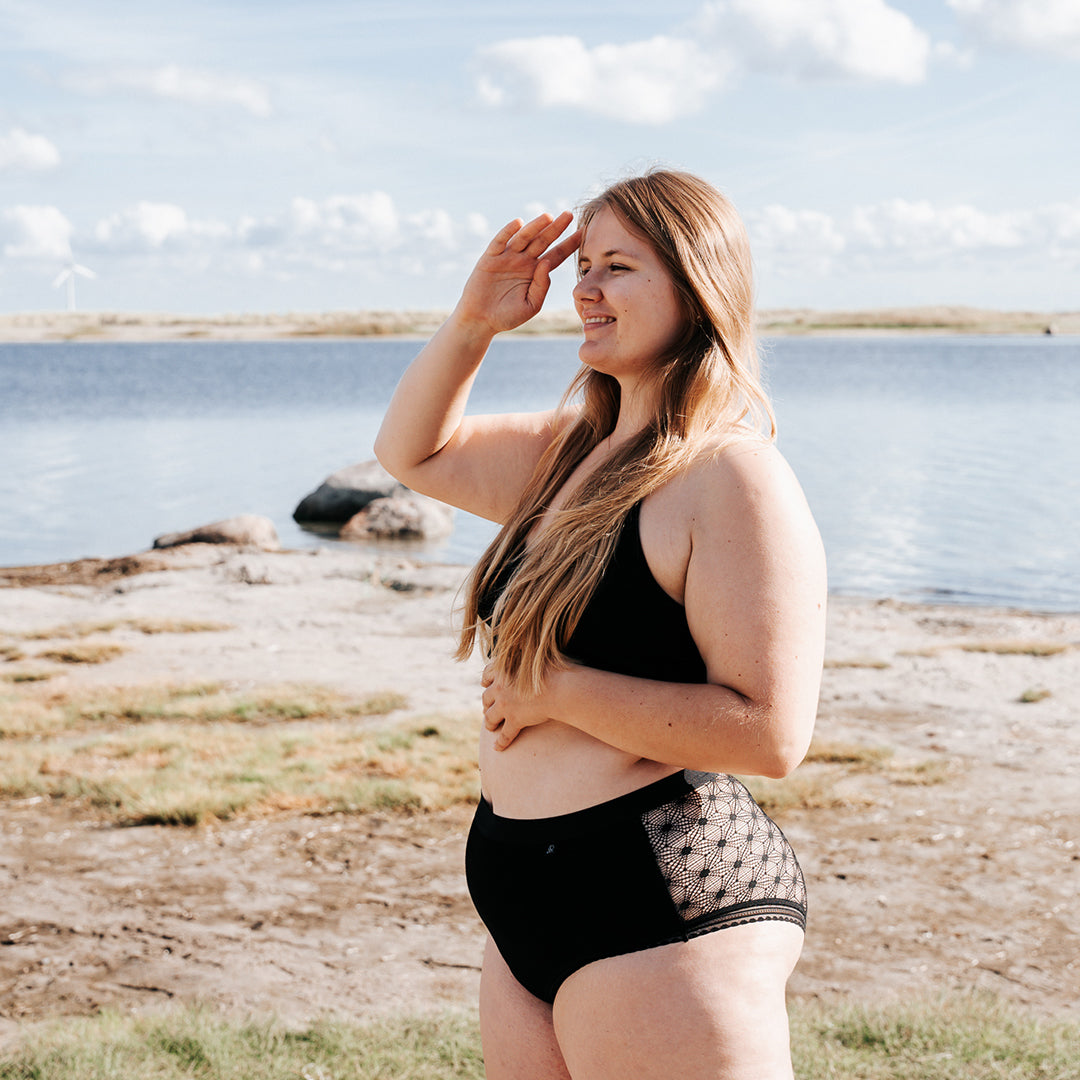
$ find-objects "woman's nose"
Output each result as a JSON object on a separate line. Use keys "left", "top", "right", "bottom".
{"left": 573, "top": 272, "right": 600, "bottom": 303}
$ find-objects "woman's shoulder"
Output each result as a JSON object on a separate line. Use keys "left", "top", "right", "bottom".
{"left": 660, "top": 435, "right": 816, "bottom": 546}
{"left": 680, "top": 434, "right": 796, "bottom": 498}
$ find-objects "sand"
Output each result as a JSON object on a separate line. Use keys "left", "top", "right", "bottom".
{"left": 0, "top": 543, "right": 1077, "bottom": 1045}
{"left": 1, "top": 306, "right": 1077, "bottom": 342}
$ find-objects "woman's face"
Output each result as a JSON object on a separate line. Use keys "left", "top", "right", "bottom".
{"left": 573, "top": 206, "right": 686, "bottom": 381}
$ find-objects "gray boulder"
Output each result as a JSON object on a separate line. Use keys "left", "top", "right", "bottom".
{"left": 153, "top": 514, "right": 280, "bottom": 551}
{"left": 340, "top": 492, "right": 454, "bottom": 541}
{"left": 293, "top": 461, "right": 405, "bottom": 524}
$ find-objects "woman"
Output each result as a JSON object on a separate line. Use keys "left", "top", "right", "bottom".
{"left": 374, "top": 170, "right": 826, "bottom": 1080}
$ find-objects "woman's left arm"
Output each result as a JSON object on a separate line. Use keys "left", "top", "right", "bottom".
{"left": 481, "top": 445, "right": 827, "bottom": 778}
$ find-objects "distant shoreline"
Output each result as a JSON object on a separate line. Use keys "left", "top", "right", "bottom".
{"left": 0, "top": 305, "right": 1076, "bottom": 343}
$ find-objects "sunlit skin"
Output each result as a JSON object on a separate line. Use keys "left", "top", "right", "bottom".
{"left": 573, "top": 206, "right": 685, "bottom": 411}
{"left": 374, "top": 205, "right": 826, "bottom": 1080}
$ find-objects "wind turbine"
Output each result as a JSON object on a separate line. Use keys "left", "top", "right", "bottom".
{"left": 52, "top": 257, "right": 97, "bottom": 311}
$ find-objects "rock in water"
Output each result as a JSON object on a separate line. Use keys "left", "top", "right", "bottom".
{"left": 153, "top": 514, "right": 280, "bottom": 551}
{"left": 293, "top": 461, "right": 404, "bottom": 524}
{"left": 340, "top": 493, "right": 453, "bottom": 541}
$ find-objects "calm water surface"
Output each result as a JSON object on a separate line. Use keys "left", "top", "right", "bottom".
{"left": 1, "top": 334, "right": 1077, "bottom": 611}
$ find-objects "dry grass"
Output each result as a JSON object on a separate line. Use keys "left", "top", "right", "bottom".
{"left": 889, "top": 758, "right": 957, "bottom": 786}
{"left": 758, "top": 305, "right": 1080, "bottom": 335}
{"left": 6, "top": 306, "right": 1077, "bottom": 344}
{"left": 824, "top": 657, "right": 892, "bottom": 670}
{"left": 0, "top": 676, "right": 444, "bottom": 825}
{"left": 0, "top": 677, "right": 950, "bottom": 825}
{"left": 0, "top": 712, "right": 477, "bottom": 825}
{"left": 742, "top": 769, "right": 859, "bottom": 815}
{"left": 8, "top": 617, "right": 233, "bottom": 640}
{"left": 902, "top": 638, "right": 1073, "bottom": 658}
{"left": 38, "top": 642, "right": 128, "bottom": 665}
{"left": 742, "top": 735, "right": 951, "bottom": 814}
{"left": 805, "top": 739, "right": 895, "bottom": 768}
{"left": 1, "top": 670, "right": 53, "bottom": 684}
{"left": 1018, "top": 687, "right": 1052, "bottom": 703}
{"left": 0, "top": 682, "right": 407, "bottom": 738}
{"left": 959, "top": 639, "right": 1072, "bottom": 657}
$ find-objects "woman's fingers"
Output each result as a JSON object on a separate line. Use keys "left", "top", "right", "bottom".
{"left": 544, "top": 226, "right": 583, "bottom": 270}
{"left": 506, "top": 211, "right": 555, "bottom": 253}
{"left": 522, "top": 210, "right": 575, "bottom": 258}
{"left": 484, "top": 218, "right": 525, "bottom": 257}
{"left": 500, "top": 210, "right": 575, "bottom": 259}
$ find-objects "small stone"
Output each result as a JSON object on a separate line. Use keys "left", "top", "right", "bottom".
{"left": 152, "top": 514, "right": 280, "bottom": 551}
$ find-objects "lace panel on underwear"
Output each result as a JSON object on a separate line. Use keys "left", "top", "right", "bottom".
{"left": 640, "top": 772, "right": 806, "bottom": 924}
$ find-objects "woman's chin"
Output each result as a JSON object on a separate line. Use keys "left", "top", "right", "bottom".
{"left": 578, "top": 340, "right": 614, "bottom": 373}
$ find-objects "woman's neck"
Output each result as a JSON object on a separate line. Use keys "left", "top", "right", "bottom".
{"left": 609, "top": 377, "right": 657, "bottom": 445}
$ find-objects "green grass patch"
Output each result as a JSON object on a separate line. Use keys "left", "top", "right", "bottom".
{"left": 0, "top": 712, "right": 477, "bottom": 825}
{"left": 0, "top": 994, "right": 1075, "bottom": 1079}
{"left": 790, "top": 992, "right": 1080, "bottom": 1079}
{"left": 0, "top": 1007, "right": 484, "bottom": 1080}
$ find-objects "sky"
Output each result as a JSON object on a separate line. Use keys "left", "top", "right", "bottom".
{"left": 1, "top": 0, "right": 1078, "bottom": 315}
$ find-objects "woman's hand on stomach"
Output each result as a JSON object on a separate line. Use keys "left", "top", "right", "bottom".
{"left": 478, "top": 661, "right": 676, "bottom": 817}
{"left": 481, "top": 660, "right": 554, "bottom": 751}
{"left": 478, "top": 718, "right": 675, "bottom": 819}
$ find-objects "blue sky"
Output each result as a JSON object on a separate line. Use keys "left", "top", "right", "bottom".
{"left": 1, "top": 0, "right": 1077, "bottom": 314}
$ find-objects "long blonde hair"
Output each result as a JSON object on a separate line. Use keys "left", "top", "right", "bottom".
{"left": 457, "top": 170, "right": 775, "bottom": 694}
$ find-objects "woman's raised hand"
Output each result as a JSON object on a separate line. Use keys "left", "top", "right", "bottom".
{"left": 454, "top": 211, "right": 580, "bottom": 336}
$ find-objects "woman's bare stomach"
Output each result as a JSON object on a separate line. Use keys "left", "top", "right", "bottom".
{"left": 478, "top": 719, "right": 680, "bottom": 819}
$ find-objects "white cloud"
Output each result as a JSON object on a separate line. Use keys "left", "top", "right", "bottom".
{"left": 0, "top": 127, "right": 61, "bottom": 172}
{"left": 286, "top": 193, "right": 401, "bottom": 250}
{"left": 474, "top": 34, "right": 726, "bottom": 125}
{"left": 93, "top": 202, "right": 232, "bottom": 251}
{"left": 74, "top": 192, "right": 487, "bottom": 281}
{"left": 1, "top": 205, "right": 73, "bottom": 260}
{"left": 750, "top": 196, "right": 1080, "bottom": 277}
{"left": 71, "top": 64, "right": 272, "bottom": 116}
{"left": 851, "top": 198, "right": 1027, "bottom": 253}
{"left": 701, "top": 0, "right": 932, "bottom": 84}
{"left": 753, "top": 205, "right": 847, "bottom": 252}
{"left": 948, "top": 0, "right": 1080, "bottom": 59}
{"left": 473, "top": 1, "right": 935, "bottom": 123}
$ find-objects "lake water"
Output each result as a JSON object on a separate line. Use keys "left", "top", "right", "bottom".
{"left": 2, "top": 334, "right": 1078, "bottom": 612}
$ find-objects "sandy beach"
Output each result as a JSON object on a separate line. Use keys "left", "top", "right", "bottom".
{"left": 0, "top": 542, "right": 1077, "bottom": 1045}
{"left": 1, "top": 305, "right": 1078, "bottom": 342}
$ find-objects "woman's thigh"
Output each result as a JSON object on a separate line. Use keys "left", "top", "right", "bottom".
{"left": 551, "top": 922, "right": 804, "bottom": 1080}
{"left": 479, "top": 937, "right": 572, "bottom": 1080}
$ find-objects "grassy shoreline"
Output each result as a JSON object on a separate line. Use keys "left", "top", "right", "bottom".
{"left": 1, "top": 994, "right": 1076, "bottom": 1079}
{"left": 1, "top": 304, "right": 1077, "bottom": 342}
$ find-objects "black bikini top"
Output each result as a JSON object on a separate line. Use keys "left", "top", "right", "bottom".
{"left": 480, "top": 501, "right": 708, "bottom": 684}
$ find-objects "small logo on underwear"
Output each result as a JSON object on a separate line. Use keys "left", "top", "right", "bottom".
{"left": 545, "top": 843, "right": 556, "bottom": 855}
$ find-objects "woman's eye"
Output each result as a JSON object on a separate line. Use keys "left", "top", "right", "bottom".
{"left": 609, "top": 263, "right": 629, "bottom": 272}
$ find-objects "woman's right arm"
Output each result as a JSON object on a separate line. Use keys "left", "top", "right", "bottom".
{"left": 374, "top": 211, "right": 580, "bottom": 523}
